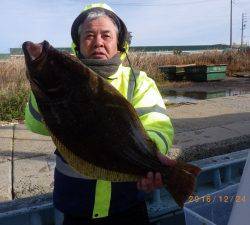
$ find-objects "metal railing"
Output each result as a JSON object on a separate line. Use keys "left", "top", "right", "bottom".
{"left": 0, "top": 149, "right": 249, "bottom": 225}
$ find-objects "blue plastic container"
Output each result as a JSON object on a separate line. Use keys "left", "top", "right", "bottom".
{"left": 184, "top": 184, "right": 238, "bottom": 225}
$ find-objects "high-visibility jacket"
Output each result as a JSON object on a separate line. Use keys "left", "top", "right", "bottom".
{"left": 25, "top": 64, "right": 174, "bottom": 218}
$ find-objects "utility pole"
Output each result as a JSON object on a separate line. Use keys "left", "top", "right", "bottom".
{"left": 241, "top": 13, "right": 247, "bottom": 47}
{"left": 230, "top": 0, "right": 233, "bottom": 48}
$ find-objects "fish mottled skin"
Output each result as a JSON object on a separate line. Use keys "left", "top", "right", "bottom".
{"left": 23, "top": 40, "right": 201, "bottom": 207}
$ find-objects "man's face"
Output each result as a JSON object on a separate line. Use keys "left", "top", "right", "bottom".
{"left": 79, "top": 16, "right": 118, "bottom": 60}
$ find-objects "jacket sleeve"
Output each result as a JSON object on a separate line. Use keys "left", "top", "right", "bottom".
{"left": 24, "top": 92, "right": 50, "bottom": 136}
{"left": 131, "top": 71, "right": 174, "bottom": 155}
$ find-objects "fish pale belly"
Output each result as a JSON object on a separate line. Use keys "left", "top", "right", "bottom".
{"left": 51, "top": 133, "right": 141, "bottom": 182}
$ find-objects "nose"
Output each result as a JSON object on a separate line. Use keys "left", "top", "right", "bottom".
{"left": 94, "top": 34, "right": 104, "bottom": 48}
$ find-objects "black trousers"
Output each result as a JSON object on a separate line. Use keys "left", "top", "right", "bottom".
{"left": 63, "top": 201, "right": 151, "bottom": 225}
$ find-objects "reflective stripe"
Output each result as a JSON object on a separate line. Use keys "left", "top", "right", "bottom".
{"left": 56, "top": 156, "right": 111, "bottom": 218}
{"left": 147, "top": 130, "right": 169, "bottom": 150}
{"left": 28, "top": 96, "right": 43, "bottom": 122}
{"left": 127, "top": 69, "right": 140, "bottom": 102}
{"left": 135, "top": 105, "right": 168, "bottom": 117}
{"left": 92, "top": 180, "right": 111, "bottom": 218}
{"left": 55, "top": 155, "right": 93, "bottom": 179}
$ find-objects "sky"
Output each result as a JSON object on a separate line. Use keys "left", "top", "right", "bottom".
{"left": 0, "top": 0, "right": 249, "bottom": 53}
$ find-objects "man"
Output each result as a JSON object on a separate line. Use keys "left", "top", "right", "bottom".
{"left": 25, "top": 3, "right": 174, "bottom": 225}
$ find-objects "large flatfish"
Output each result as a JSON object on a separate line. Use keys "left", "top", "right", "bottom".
{"left": 22, "top": 40, "right": 201, "bottom": 207}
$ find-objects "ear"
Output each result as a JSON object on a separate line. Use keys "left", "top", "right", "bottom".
{"left": 118, "top": 30, "right": 132, "bottom": 53}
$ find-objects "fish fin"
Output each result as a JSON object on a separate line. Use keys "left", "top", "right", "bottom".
{"left": 163, "top": 162, "right": 201, "bottom": 208}
{"left": 51, "top": 133, "right": 139, "bottom": 182}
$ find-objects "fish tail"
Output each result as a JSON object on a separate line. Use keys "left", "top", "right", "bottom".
{"left": 175, "top": 161, "right": 201, "bottom": 177}
{"left": 162, "top": 161, "right": 201, "bottom": 208}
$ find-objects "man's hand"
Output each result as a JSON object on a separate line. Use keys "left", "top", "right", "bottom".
{"left": 137, "top": 171, "right": 163, "bottom": 193}
{"left": 137, "top": 151, "right": 176, "bottom": 193}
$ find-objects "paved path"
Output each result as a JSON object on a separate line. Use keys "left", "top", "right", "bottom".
{"left": 167, "top": 94, "right": 250, "bottom": 161}
{"left": 0, "top": 125, "right": 55, "bottom": 202}
{"left": 0, "top": 94, "right": 250, "bottom": 202}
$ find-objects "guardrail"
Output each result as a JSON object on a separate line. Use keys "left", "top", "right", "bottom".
{"left": 0, "top": 149, "right": 249, "bottom": 225}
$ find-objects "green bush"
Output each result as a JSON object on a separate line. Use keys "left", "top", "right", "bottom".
{"left": 0, "top": 88, "right": 29, "bottom": 121}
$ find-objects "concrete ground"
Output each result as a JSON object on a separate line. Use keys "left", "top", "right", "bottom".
{"left": 0, "top": 94, "right": 250, "bottom": 202}
{"left": 167, "top": 94, "right": 250, "bottom": 161}
{"left": 159, "top": 76, "right": 250, "bottom": 93}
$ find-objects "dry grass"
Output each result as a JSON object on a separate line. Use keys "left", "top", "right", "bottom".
{"left": 124, "top": 49, "right": 250, "bottom": 82}
{"left": 0, "top": 58, "right": 28, "bottom": 92}
{"left": 0, "top": 58, "right": 29, "bottom": 121}
{"left": 0, "top": 50, "right": 249, "bottom": 121}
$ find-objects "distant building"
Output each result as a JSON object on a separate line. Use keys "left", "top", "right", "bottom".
{"left": 129, "top": 44, "right": 230, "bottom": 53}
{"left": 6, "top": 44, "right": 232, "bottom": 57}
{"left": 9, "top": 47, "right": 73, "bottom": 56}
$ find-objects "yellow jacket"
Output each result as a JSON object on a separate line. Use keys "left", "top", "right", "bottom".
{"left": 25, "top": 64, "right": 174, "bottom": 154}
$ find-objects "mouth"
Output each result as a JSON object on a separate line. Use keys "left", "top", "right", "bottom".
{"left": 91, "top": 51, "right": 107, "bottom": 59}
{"left": 22, "top": 41, "right": 50, "bottom": 63}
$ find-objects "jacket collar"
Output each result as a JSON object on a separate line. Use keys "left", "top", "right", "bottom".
{"left": 106, "top": 64, "right": 123, "bottom": 80}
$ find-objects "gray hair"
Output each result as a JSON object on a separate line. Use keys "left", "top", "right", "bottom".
{"left": 78, "top": 11, "right": 119, "bottom": 37}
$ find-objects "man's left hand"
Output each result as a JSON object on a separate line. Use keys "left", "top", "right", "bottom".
{"left": 136, "top": 151, "right": 176, "bottom": 193}
{"left": 137, "top": 171, "right": 163, "bottom": 193}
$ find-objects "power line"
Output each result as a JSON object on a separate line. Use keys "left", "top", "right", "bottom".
{"left": 107, "top": 0, "right": 223, "bottom": 7}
